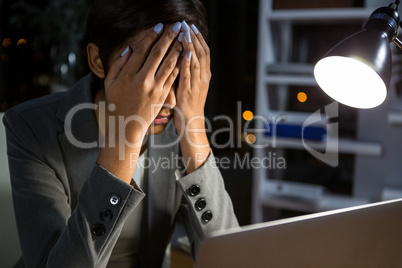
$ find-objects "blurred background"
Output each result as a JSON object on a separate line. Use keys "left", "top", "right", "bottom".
{"left": 2, "top": 0, "right": 402, "bottom": 267}
{"left": 0, "top": 0, "right": 258, "bottom": 266}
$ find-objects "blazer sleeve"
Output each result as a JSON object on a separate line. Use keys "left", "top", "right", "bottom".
{"left": 175, "top": 150, "right": 239, "bottom": 259}
{"left": 3, "top": 110, "right": 145, "bottom": 267}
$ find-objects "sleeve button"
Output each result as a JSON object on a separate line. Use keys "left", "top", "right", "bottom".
{"left": 195, "top": 198, "right": 207, "bottom": 211}
{"left": 188, "top": 185, "right": 201, "bottom": 197}
{"left": 100, "top": 209, "right": 113, "bottom": 222}
{"left": 201, "top": 210, "right": 213, "bottom": 223}
{"left": 91, "top": 224, "right": 106, "bottom": 236}
{"left": 109, "top": 194, "right": 121, "bottom": 206}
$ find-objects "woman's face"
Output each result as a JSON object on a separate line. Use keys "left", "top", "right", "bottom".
{"left": 107, "top": 29, "right": 178, "bottom": 136}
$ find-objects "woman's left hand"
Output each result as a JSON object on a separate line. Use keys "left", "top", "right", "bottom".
{"left": 174, "top": 25, "right": 211, "bottom": 134}
{"left": 174, "top": 24, "right": 212, "bottom": 173}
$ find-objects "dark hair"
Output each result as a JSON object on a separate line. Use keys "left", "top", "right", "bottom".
{"left": 87, "top": 0, "right": 208, "bottom": 71}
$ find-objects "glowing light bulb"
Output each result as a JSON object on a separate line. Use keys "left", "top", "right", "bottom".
{"left": 314, "top": 56, "right": 386, "bottom": 108}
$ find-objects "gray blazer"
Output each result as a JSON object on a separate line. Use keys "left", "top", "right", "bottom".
{"left": 3, "top": 74, "right": 239, "bottom": 267}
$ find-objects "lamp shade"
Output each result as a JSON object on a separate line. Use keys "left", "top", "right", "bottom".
{"left": 314, "top": 6, "right": 400, "bottom": 108}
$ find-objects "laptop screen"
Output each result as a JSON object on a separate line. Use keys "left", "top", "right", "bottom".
{"left": 196, "top": 198, "right": 402, "bottom": 268}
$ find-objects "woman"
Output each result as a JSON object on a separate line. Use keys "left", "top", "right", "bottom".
{"left": 3, "top": 0, "right": 239, "bottom": 267}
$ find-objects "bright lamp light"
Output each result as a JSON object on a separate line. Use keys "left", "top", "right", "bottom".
{"left": 315, "top": 56, "right": 387, "bottom": 108}
{"left": 314, "top": 1, "right": 401, "bottom": 109}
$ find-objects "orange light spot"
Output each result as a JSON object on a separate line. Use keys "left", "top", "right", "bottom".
{"left": 17, "top": 39, "right": 27, "bottom": 46}
{"left": 2, "top": 38, "right": 11, "bottom": 48}
{"left": 243, "top": 110, "right": 254, "bottom": 121}
{"left": 245, "top": 134, "right": 256, "bottom": 144}
{"left": 297, "top": 92, "right": 307, "bottom": 103}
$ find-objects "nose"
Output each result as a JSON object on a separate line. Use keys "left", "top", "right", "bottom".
{"left": 163, "top": 86, "right": 176, "bottom": 108}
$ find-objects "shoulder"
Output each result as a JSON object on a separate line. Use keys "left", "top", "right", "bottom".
{"left": 3, "top": 92, "right": 66, "bottom": 136}
{"left": 3, "top": 73, "right": 94, "bottom": 132}
{"left": 5, "top": 92, "right": 65, "bottom": 120}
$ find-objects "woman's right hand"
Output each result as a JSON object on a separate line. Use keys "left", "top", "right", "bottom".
{"left": 103, "top": 22, "right": 182, "bottom": 144}
{"left": 96, "top": 22, "right": 182, "bottom": 183}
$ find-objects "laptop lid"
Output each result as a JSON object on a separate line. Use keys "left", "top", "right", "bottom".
{"left": 196, "top": 198, "right": 402, "bottom": 268}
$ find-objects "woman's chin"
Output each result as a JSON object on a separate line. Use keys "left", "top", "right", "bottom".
{"left": 146, "top": 124, "right": 168, "bottom": 135}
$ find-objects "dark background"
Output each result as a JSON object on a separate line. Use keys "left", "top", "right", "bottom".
{"left": 0, "top": 0, "right": 259, "bottom": 225}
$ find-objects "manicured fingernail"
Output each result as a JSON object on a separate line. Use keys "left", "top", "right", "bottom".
{"left": 187, "top": 51, "right": 192, "bottom": 61}
{"left": 121, "top": 46, "right": 129, "bottom": 56}
{"left": 173, "top": 22, "right": 181, "bottom": 33}
{"left": 181, "top": 50, "right": 186, "bottom": 57}
{"left": 178, "top": 32, "right": 184, "bottom": 42}
{"left": 191, "top": 24, "right": 199, "bottom": 35}
{"left": 185, "top": 31, "right": 192, "bottom": 43}
{"left": 154, "top": 23, "right": 164, "bottom": 34}
{"left": 181, "top": 21, "right": 190, "bottom": 32}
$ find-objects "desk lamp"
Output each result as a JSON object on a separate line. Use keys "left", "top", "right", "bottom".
{"left": 314, "top": 1, "right": 401, "bottom": 108}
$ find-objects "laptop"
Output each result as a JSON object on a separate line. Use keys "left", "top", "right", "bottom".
{"left": 196, "top": 198, "right": 402, "bottom": 268}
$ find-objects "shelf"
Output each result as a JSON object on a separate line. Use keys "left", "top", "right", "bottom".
{"left": 382, "top": 188, "right": 402, "bottom": 200}
{"left": 252, "top": 0, "right": 387, "bottom": 223}
{"left": 267, "top": 8, "right": 372, "bottom": 22}
{"left": 265, "top": 179, "right": 324, "bottom": 200}
{"left": 267, "top": 63, "right": 314, "bottom": 74}
{"left": 264, "top": 75, "right": 318, "bottom": 86}
{"left": 261, "top": 193, "right": 370, "bottom": 213}
{"left": 266, "top": 111, "right": 326, "bottom": 125}
{"left": 262, "top": 180, "right": 369, "bottom": 213}
{"left": 261, "top": 136, "right": 382, "bottom": 156}
{"left": 387, "top": 111, "right": 402, "bottom": 125}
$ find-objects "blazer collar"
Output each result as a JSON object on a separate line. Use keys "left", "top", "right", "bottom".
{"left": 56, "top": 73, "right": 97, "bottom": 130}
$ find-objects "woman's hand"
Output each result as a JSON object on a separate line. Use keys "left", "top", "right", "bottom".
{"left": 97, "top": 22, "right": 183, "bottom": 183}
{"left": 174, "top": 25, "right": 211, "bottom": 134}
{"left": 174, "top": 23, "right": 212, "bottom": 173}
{"left": 105, "top": 22, "right": 183, "bottom": 144}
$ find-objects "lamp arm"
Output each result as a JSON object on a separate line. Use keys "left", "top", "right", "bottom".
{"left": 390, "top": 0, "right": 402, "bottom": 48}
{"left": 389, "top": 0, "right": 400, "bottom": 10}
{"left": 393, "top": 36, "right": 402, "bottom": 48}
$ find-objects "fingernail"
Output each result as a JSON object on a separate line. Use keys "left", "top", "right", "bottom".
{"left": 187, "top": 51, "right": 192, "bottom": 61}
{"left": 154, "top": 23, "right": 164, "bottom": 34}
{"left": 181, "top": 21, "right": 190, "bottom": 32}
{"left": 181, "top": 50, "right": 186, "bottom": 57}
{"left": 121, "top": 46, "right": 129, "bottom": 57}
{"left": 178, "top": 32, "right": 184, "bottom": 42}
{"left": 191, "top": 24, "right": 199, "bottom": 35}
{"left": 185, "top": 31, "right": 192, "bottom": 43}
{"left": 172, "top": 21, "right": 181, "bottom": 33}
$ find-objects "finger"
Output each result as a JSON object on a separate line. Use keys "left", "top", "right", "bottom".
{"left": 140, "top": 22, "right": 182, "bottom": 76}
{"left": 182, "top": 28, "right": 201, "bottom": 84}
{"left": 163, "top": 56, "right": 181, "bottom": 90}
{"left": 178, "top": 49, "right": 192, "bottom": 95}
{"left": 190, "top": 24, "right": 211, "bottom": 69}
{"left": 124, "top": 23, "right": 166, "bottom": 76}
{"left": 155, "top": 37, "right": 183, "bottom": 83}
{"left": 189, "top": 29, "right": 209, "bottom": 79}
{"left": 104, "top": 46, "right": 132, "bottom": 90}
